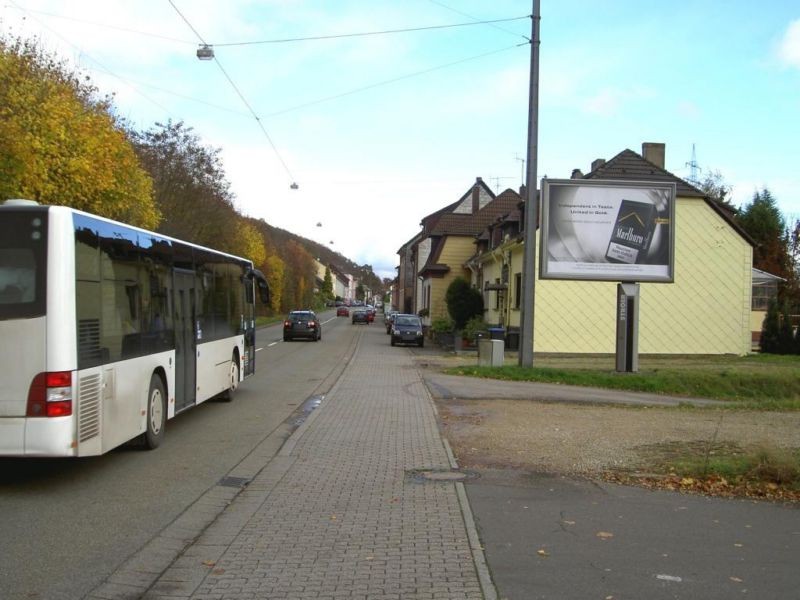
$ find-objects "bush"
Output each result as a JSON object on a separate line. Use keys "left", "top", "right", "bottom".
{"left": 417, "top": 307, "right": 430, "bottom": 318}
{"left": 445, "top": 277, "right": 483, "bottom": 330}
{"left": 462, "top": 316, "right": 489, "bottom": 341}
{"left": 430, "top": 317, "right": 454, "bottom": 333}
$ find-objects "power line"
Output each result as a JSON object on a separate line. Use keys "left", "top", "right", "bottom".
{"left": 211, "top": 15, "right": 529, "bottom": 47}
{"left": 4, "top": 4, "right": 196, "bottom": 44}
{"left": 167, "top": 0, "right": 297, "bottom": 187}
{"left": 427, "top": 0, "right": 528, "bottom": 40}
{"left": 8, "top": 0, "right": 176, "bottom": 117}
{"left": 264, "top": 43, "right": 522, "bottom": 119}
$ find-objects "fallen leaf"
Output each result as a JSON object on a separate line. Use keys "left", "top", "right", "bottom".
{"left": 680, "top": 477, "right": 695, "bottom": 486}
{"left": 734, "top": 543, "right": 743, "bottom": 548}
{"left": 596, "top": 531, "right": 614, "bottom": 539}
{"left": 537, "top": 549, "right": 549, "bottom": 557}
{"left": 202, "top": 560, "right": 216, "bottom": 567}
{"left": 212, "top": 568, "right": 225, "bottom": 575}
{"left": 563, "top": 520, "right": 576, "bottom": 525}
{"left": 730, "top": 576, "right": 743, "bottom": 583}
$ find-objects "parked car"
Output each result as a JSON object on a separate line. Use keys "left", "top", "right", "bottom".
{"left": 336, "top": 306, "right": 350, "bottom": 317}
{"left": 384, "top": 310, "right": 398, "bottom": 334}
{"left": 390, "top": 314, "right": 424, "bottom": 347}
{"left": 352, "top": 309, "right": 369, "bottom": 325}
{"left": 283, "top": 310, "right": 321, "bottom": 341}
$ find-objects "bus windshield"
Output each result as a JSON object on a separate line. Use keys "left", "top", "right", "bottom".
{"left": 0, "top": 210, "right": 47, "bottom": 320}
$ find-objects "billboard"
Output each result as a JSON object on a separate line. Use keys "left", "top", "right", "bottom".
{"left": 539, "top": 179, "right": 676, "bottom": 282}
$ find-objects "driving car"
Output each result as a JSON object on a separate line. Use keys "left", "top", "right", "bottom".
{"left": 336, "top": 306, "right": 349, "bottom": 317}
{"left": 283, "top": 310, "right": 321, "bottom": 341}
{"left": 352, "top": 309, "right": 369, "bottom": 324}
{"left": 390, "top": 314, "right": 424, "bottom": 347}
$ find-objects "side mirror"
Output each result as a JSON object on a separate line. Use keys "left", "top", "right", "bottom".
{"left": 246, "top": 268, "right": 271, "bottom": 305}
{"left": 257, "top": 278, "right": 270, "bottom": 305}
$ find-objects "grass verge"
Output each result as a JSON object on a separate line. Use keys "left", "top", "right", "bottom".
{"left": 444, "top": 354, "right": 800, "bottom": 410}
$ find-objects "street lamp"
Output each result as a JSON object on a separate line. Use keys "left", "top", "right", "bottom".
{"left": 196, "top": 44, "right": 214, "bottom": 60}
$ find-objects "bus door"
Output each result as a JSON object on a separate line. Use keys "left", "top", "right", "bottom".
{"left": 173, "top": 270, "right": 196, "bottom": 412}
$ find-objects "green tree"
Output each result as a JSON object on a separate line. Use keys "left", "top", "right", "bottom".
{"left": 445, "top": 277, "right": 483, "bottom": 330}
{"left": 760, "top": 299, "right": 780, "bottom": 354}
{"left": 0, "top": 35, "right": 157, "bottom": 227}
{"left": 321, "top": 266, "right": 334, "bottom": 299}
{"left": 736, "top": 188, "right": 791, "bottom": 279}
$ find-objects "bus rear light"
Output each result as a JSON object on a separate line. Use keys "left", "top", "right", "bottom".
{"left": 27, "top": 371, "right": 73, "bottom": 417}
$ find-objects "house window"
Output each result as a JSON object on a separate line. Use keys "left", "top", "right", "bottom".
{"left": 514, "top": 273, "right": 521, "bottom": 309}
{"left": 752, "top": 281, "right": 777, "bottom": 310}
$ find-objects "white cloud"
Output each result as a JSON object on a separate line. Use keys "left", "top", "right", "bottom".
{"left": 778, "top": 19, "right": 800, "bottom": 69}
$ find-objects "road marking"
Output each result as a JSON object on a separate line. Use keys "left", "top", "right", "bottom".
{"left": 267, "top": 342, "right": 278, "bottom": 347}
{"left": 656, "top": 574, "right": 683, "bottom": 583}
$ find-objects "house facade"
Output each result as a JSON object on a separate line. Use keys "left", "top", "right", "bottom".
{"left": 468, "top": 144, "right": 754, "bottom": 355}
{"left": 401, "top": 178, "right": 521, "bottom": 325}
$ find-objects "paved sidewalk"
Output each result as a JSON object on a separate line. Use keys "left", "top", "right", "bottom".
{"left": 115, "top": 325, "right": 491, "bottom": 599}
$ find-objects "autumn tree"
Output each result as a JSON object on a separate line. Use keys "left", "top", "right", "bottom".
{"left": 281, "top": 240, "right": 316, "bottom": 311}
{"left": 263, "top": 255, "right": 285, "bottom": 314}
{"left": 0, "top": 35, "right": 157, "bottom": 227}
{"left": 131, "top": 120, "right": 239, "bottom": 250}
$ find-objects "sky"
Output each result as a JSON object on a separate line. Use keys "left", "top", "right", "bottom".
{"left": 2, "top": 1, "right": 799, "bottom": 279}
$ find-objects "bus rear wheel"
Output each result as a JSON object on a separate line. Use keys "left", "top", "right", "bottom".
{"left": 145, "top": 374, "right": 166, "bottom": 449}
{"left": 220, "top": 354, "right": 239, "bottom": 402}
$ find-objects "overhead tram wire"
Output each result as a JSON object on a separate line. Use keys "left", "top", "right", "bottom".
{"left": 263, "top": 43, "right": 523, "bottom": 119}
{"left": 8, "top": 0, "right": 176, "bottom": 118}
{"left": 208, "top": 15, "right": 529, "bottom": 47}
{"left": 427, "top": 0, "right": 528, "bottom": 40}
{"left": 167, "top": 0, "right": 298, "bottom": 189}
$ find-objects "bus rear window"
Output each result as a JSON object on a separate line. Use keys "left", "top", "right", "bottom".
{"left": 0, "top": 211, "right": 47, "bottom": 319}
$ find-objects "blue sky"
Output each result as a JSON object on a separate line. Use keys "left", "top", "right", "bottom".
{"left": 2, "top": 1, "right": 798, "bottom": 279}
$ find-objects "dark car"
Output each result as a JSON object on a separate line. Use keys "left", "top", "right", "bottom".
{"left": 352, "top": 309, "right": 369, "bottom": 325}
{"left": 336, "top": 306, "right": 349, "bottom": 317}
{"left": 390, "top": 314, "right": 424, "bottom": 347}
{"left": 283, "top": 310, "right": 321, "bottom": 341}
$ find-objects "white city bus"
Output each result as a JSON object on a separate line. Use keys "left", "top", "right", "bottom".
{"left": 0, "top": 200, "right": 269, "bottom": 457}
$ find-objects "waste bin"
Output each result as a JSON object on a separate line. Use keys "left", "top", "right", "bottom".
{"left": 488, "top": 327, "right": 505, "bottom": 341}
{"left": 478, "top": 339, "right": 504, "bottom": 367}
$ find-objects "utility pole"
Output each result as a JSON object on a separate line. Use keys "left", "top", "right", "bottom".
{"left": 518, "top": 1, "right": 540, "bottom": 367}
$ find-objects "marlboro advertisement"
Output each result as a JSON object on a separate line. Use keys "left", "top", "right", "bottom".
{"left": 539, "top": 179, "right": 676, "bottom": 282}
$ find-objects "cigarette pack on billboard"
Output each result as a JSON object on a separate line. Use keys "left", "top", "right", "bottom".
{"left": 605, "top": 199, "right": 657, "bottom": 264}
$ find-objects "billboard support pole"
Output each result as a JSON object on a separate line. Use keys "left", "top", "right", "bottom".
{"left": 519, "top": 0, "right": 540, "bottom": 367}
{"left": 615, "top": 282, "right": 640, "bottom": 372}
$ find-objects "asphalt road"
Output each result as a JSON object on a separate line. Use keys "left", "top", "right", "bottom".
{"left": 466, "top": 469, "right": 800, "bottom": 600}
{"left": 0, "top": 309, "right": 352, "bottom": 600}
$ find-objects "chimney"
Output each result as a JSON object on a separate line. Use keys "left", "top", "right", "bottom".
{"left": 642, "top": 142, "right": 665, "bottom": 168}
{"left": 472, "top": 177, "right": 483, "bottom": 213}
{"left": 591, "top": 158, "right": 606, "bottom": 172}
{"left": 570, "top": 168, "right": 583, "bottom": 179}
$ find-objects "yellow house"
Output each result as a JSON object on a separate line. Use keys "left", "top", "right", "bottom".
{"left": 403, "top": 178, "right": 521, "bottom": 325}
{"left": 471, "top": 144, "right": 755, "bottom": 355}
